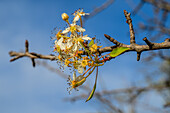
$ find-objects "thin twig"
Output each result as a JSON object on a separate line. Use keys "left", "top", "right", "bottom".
{"left": 143, "top": 0, "right": 170, "bottom": 11}
{"left": 143, "top": 37, "right": 154, "bottom": 49}
{"left": 104, "top": 34, "right": 122, "bottom": 46}
{"left": 124, "top": 10, "right": 136, "bottom": 44}
{"left": 85, "top": 0, "right": 115, "bottom": 19}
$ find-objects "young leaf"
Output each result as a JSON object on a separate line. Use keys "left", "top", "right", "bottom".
{"left": 86, "top": 67, "right": 98, "bottom": 102}
{"left": 110, "top": 47, "right": 130, "bottom": 58}
{"left": 88, "top": 40, "right": 94, "bottom": 47}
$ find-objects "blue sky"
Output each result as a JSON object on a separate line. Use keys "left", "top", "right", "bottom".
{"left": 0, "top": 0, "right": 167, "bottom": 113}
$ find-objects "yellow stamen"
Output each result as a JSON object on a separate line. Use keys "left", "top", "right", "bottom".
{"left": 81, "top": 59, "right": 88, "bottom": 68}
{"left": 65, "top": 59, "right": 71, "bottom": 66}
{"left": 90, "top": 44, "right": 98, "bottom": 52}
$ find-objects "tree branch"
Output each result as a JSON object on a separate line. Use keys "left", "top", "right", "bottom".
{"left": 143, "top": 0, "right": 170, "bottom": 12}
{"left": 9, "top": 10, "right": 170, "bottom": 65}
{"left": 124, "top": 10, "right": 136, "bottom": 44}
{"left": 84, "top": 0, "right": 115, "bottom": 19}
{"left": 9, "top": 40, "right": 57, "bottom": 67}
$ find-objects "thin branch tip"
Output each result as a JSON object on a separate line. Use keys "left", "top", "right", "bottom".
{"left": 104, "top": 34, "right": 121, "bottom": 46}
{"left": 143, "top": 37, "right": 153, "bottom": 49}
{"left": 137, "top": 52, "right": 141, "bottom": 61}
{"left": 124, "top": 10, "right": 136, "bottom": 44}
{"left": 165, "top": 38, "right": 170, "bottom": 42}
{"left": 25, "top": 40, "right": 29, "bottom": 52}
{"left": 31, "top": 58, "right": 36, "bottom": 67}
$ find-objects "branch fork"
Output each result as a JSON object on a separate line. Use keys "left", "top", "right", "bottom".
{"left": 9, "top": 40, "right": 57, "bottom": 67}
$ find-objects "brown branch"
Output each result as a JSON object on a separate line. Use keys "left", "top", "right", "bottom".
{"left": 85, "top": 0, "right": 115, "bottom": 19}
{"left": 103, "top": 34, "right": 170, "bottom": 61}
{"left": 102, "top": 36, "right": 170, "bottom": 54}
{"left": 31, "top": 58, "right": 36, "bottom": 67}
{"left": 10, "top": 55, "right": 24, "bottom": 62}
{"left": 10, "top": 37, "right": 169, "bottom": 63}
{"left": 132, "top": 0, "right": 145, "bottom": 15}
{"left": 65, "top": 82, "right": 170, "bottom": 101}
{"left": 9, "top": 40, "right": 57, "bottom": 65}
{"left": 9, "top": 10, "right": 170, "bottom": 64}
{"left": 164, "top": 102, "right": 170, "bottom": 108}
{"left": 9, "top": 51, "right": 57, "bottom": 61}
{"left": 137, "top": 52, "right": 141, "bottom": 61}
{"left": 65, "top": 82, "right": 170, "bottom": 113}
{"left": 124, "top": 10, "right": 136, "bottom": 44}
{"left": 143, "top": 37, "right": 154, "bottom": 49}
{"left": 36, "top": 61, "right": 68, "bottom": 79}
{"left": 104, "top": 34, "right": 122, "bottom": 46}
{"left": 25, "top": 40, "right": 29, "bottom": 52}
{"left": 158, "top": 51, "right": 170, "bottom": 61}
{"left": 95, "top": 93, "right": 123, "bottom": 113}
{"left": 143, "top": 0, "right": 170, "bottom": 12}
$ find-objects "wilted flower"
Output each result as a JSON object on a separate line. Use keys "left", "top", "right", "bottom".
{"left": 67, "top": 72, "right": 86, "bottom": 94}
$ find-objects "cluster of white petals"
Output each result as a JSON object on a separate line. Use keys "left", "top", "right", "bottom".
{"left": 53, "top": 9, "right": 103, "bottom": 97}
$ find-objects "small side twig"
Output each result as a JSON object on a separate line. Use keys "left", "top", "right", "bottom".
{"left": 104, "top": 34, "right": 122, "bottom": 46}
{"left": 31, "top": 58, "right": 36, "bottom": 67}
{"left": 137, "top": 52, "right": 141, "bottom": 61}
{"left": 124, "top": 10, "right": 136, "bottom": 44}
{"left": 143, "top": 0, "right": 170, "bottom": 12}
{"left": 85, "top": 0, "right": 115, "bottom": 19}
{"left": 25, "top": 40, "right": 36, "bottom": 67}
{"left": 25, "top": 40, "right": 29, "bottom": 53}
{"left": 143, "top": 37, "right": 154, "bottom": 49}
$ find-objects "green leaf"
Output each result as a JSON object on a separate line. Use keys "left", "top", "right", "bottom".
{"left": 110, "top": 47, "right": 130, "bottom": 58}
{"left": 85, "top": 82, "right": 96, "bottom": 102}
{"left": 86, "top": 67, "right": 98, "bottom": 102}
{"left": 88, "top": 40, "right": 94, "bottom": 47}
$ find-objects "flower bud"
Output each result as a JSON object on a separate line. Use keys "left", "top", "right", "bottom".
{"left": 61, "top": 13, "right": 69, "bottom": 21}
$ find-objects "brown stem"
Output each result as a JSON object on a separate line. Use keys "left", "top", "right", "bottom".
{"left": 124, "top": 10, "right": 136, "bottom": 44}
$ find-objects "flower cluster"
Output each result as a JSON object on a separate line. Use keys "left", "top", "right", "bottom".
{"left": 53, "top": 9, "right": 108, "bottom": 95}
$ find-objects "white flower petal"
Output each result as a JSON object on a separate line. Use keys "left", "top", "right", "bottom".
{"left": 73, "top": 71, "right": 76, "bottom": 81}
{"left": 77, "top": 42, "right": 82, "bottom": 49}
{"left": 57, "top": 38, "right": 66, "bottom": 50}
{"left": 78, "top": 66, "right": 84, "bottom": 74}
{"left": 82, "top": 36, "right": 92, "bottom": 40}
{"left": 60, "top": 44, "right": 66, "bottom": 50}
{"left": 72, "top": 44, "right": 78, "bottom": 52}
{"left": 67, "top": 39, "right": 73, "bottom": 48}
{"left": 54, "top": 40, "right": 58, "bottom": 46}
{"left": 55, "top": 38, "right": 62, "bottom": 46}
{"left": 80, "top": 13, "right": 90, "bottom": 16}
{"left": 76, "top": 25, "right": 85, "bottom": 32}
{"left": 73, "top": 15, "right": 80, "bottom": 22}
{"left": 62, "top": 27, "right": 70, "bottom": 34}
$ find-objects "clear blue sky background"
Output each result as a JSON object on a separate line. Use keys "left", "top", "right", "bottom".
{"left": 0, "top": 0, "right": 166, "bottom": 113}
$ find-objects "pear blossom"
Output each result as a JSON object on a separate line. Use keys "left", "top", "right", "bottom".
{"left": 55, "top": 37, "right": 66, "bottom": 50}
{"left": 62, "top": 23, "right": 85, "bottom": 34}
{"left": 73, "top": 9, "right": 90, "bottom": 23}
